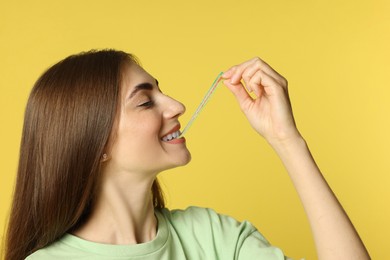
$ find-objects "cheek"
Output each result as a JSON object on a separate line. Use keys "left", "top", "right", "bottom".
{"left": 121, "top": 111, "right": 161, "bottom": 135}
{"left": 136, "top": 118, "right": 161, "bottom": 136}
{"left": 116, "top": 115, "right": 162, "bottom": 153}
{"left": 109, "top": 112, "right": 164, "bottom": 166}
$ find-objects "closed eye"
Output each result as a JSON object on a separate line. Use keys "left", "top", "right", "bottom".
{"left": 138, "top": 100, "right": 155, "bottom": 108}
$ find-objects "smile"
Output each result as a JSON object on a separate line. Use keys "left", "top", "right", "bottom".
{"left": 161, "top": 130, "right": 181, "bottom": 142}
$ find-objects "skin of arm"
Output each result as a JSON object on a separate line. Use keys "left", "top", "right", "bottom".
{"left": 222, "top": 57, "right": 370, "bottom": 260}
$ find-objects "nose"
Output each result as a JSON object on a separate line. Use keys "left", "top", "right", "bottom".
{"left": 162, "top": 96, "right": 186, "bottom": 119}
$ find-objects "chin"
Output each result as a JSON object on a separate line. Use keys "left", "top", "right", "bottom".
{"left": 164, "top": 151, "right": 192, "bottom": 170}
{"left": 180, "top": 152, "right": 192, "bottom": 166}
{"left": 175, "top": 150, "right": 192, "bottom": 167}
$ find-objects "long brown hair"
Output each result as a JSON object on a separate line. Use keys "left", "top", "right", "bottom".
{"left": 4, "top": 50, "right": 165, "bottom": 260}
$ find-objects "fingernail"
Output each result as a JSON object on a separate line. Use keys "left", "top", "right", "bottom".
{"left": 223, "top": 69, "right": 233, "bottom": 78}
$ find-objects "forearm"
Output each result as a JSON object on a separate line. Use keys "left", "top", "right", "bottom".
{"left": 270, "top": 136, "right": 370, "bottom": 260}
{"left": 222, "top": 57, "right": 370, "bottom": 259}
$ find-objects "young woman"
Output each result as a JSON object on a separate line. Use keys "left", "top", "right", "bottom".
{"left": 4, "top": 50, "right": 370, "bottom": 260}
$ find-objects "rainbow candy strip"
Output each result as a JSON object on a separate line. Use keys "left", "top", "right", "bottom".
{"left": 179, "top": 72, "right": 224, "bottom": 137}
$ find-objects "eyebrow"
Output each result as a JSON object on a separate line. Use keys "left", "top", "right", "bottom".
{"left": 128, "top": 79, "right": 159, "bottom": 99}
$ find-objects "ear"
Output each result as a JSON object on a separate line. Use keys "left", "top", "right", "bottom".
{"left": 101, "top": 153, "right": 110, "bottom": 163}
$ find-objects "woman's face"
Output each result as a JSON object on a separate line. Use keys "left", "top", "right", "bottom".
{"left": 105, "top": 62, "right": 191, "bottom": 177}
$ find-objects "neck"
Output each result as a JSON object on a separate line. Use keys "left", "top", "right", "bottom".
{"left": 73, "top": 171, "right": 158, "bottom": 245}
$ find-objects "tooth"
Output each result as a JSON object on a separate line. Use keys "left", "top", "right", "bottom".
{"left": 162, "top": 130, "right": 182, "bottom": 142}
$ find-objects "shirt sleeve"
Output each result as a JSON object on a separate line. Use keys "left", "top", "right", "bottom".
{"left": 167, "top": 207, "right": 295, "bottom": 260}
{"left": 237, "top": 229, "right": 287, "bottom": 260}
{"left": 238, "top": 229, "right": 305, "bottom": 260}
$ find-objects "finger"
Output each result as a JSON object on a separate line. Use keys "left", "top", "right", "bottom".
{"left": 236, "top": 59, "right": 280, "bottom": 94}
{"left": 247, "top": 70, "right": 264, "bottom": 97}
{"left": 248, "top": 69, "right": 284, "bottom": 98}
{"left": 223, "top": 79, "right": 253, "bottom": 109}
{"left": 229, "top": 58, "right": 258, "bottom": 84}
{"left": 251, "top": 58, "right": 288, "bottom": 89}
{"left": 231, "top": 57, "right": 287, "bottom": 89}
{"left": 224, "top": 57, "right": 288, "bottom": 93}
{"left": 222, "top": 66, "right": 237, "bottom": 79}
{"left": 241, "top": 63, "right": 261, "bottom": 93}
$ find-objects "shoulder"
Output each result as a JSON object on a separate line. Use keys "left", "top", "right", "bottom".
{"left": 159, "top": 206, "right": 237, "bottom": 228}
{"left": 159, "top": 206, "right": 269, "bottom": 246}
{"left": 160, "top": 206, "right": 222, "bottom": 222}
{"left": 25, "top": 239, "right": 69, "bottom": 260}
{"left": 160, "top": 205, "right": 241, "bottom": 223}
{"left": 25, "top": 234, "right": 93, "bottom": 260}
{"left": 160, "top": 206, "right": 255, "bottom": 229}
{"left": 158, "top": 207, "right": 286, "bottom": 259}
{"left": 25, "top": 250, "right": 49, "bottom": 260}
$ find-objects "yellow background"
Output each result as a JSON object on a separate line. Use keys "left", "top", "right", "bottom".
{"left": 1, "top": 1, "right": 389, "bottom": 259}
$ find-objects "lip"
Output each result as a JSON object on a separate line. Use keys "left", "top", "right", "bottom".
{"left": 165, "top": 136, "right": 186, "bottom": 144}
{"left": 161, "top": 124, "right": 181, "bottom": 139}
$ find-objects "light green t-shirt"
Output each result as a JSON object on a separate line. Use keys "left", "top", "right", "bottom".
{"left": 26, "top": 207, "right": 287, "bottom": 259}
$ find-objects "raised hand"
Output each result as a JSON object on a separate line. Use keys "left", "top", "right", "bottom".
{"left": 223, "top": 57, "right": 301, "bottom": 146}
{"left": 223, "top": 57, "right": 370, "bottom": 260}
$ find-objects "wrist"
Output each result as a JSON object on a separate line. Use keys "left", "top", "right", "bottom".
{"left": 267, "top": 131, "right": 307, "bottom": 155}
